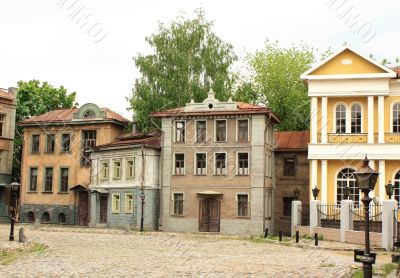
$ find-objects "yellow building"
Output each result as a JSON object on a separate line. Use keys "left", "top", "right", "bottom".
{"left": 301, "top": 47, "right": 400, "bottom": 205}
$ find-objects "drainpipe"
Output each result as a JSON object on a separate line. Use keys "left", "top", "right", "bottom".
{"left": 140, "top": 145, "right": 145, "bottom": 232}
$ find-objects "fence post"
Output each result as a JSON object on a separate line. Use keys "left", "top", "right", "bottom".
{"left": 382, "top": 199, "right": 397, "bottom": 250}
{"left": 340, "top": 199, "right": 353, "bottom": 242}
{"left": 291, "top": 200, "right": 302, "bottom": 237}
{"left": 310, "top": 200, "right": 320, "bottom": 235}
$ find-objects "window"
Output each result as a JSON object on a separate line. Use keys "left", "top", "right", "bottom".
{"left": 29, "top": 167, "right": 38, "bottom": 191}
{"left": 46, "top": 134, "right": 55, "bottom": 153}
{"left": 113, "top": 161, "right": 121, "bottom": 179}
{"left": 215, "top": 120, "right": 227, "bottom": 141}
{"left": 215, "top": 153, "right": 226, "bottom": 175}
{"left": 60, "top": 168, "right": 69, "bottom": 192}
{"left": 238, "top": 119, "right": 249, "bottom": 142}
{"left": 61, "top": 134, "right": 71, "bottom": 152}
{"left": 393, "top": 103, "right": 400, "bottom": 133}
{"left": 125, "top": 193, "right": 134, "bottom": 213}
{"left": 335, "top": 104, "right": 346, "bottom": 134}
{"left": 237, "top": 194, "right": 248, "bottom": 216}
{"left": 175, "top": 121, "right": 185, "bottom": 142}
{"left": 27, "top": 211, "right": 35, "bottom": 222}
{"left": 126, "top": 159, "right": 135, "bottom": 179}
{"left": 196, "top": 121, "right": 207, "bottom": 142}
{"left": 283, "top": 197, "right": 295, "bottom": 216}
{"left": 112, "top": 194, "right": 120, "bottom": 213}
{"left": 31, "top": 135, "right": 40, "bottom": 153}
{"left": 175, "top": 154, "right": 185, "bottom": 175}
{"left": 83, "top": 109, "right": 96, "bottom": 118}
{"left": 81, "top": 130, "right": 96, "bottom": 167}
{"left": 237, "top": 153, "right": 249, "bottom": 175}
{"left": 100, "top": 161, "right": 109, "bottom": 180}
{"left": 44, "top": 167, "right": 53, "bottom": 192}
{"left": 173, "top": 193, "right": 183, "bottom": 215}
{"left": 336, "top": 168, "right": 358, "bottom": 205}
{"left": 393, "top": 171, "right": 400, "bottom": 204}
{"left": 283, "top": 158, "right": 295, "bottom": 177}
{"left": 195, "top": 153, "right": 207, "bottom": 175}
{"left": 351, "top": 104, "right": 362, "bottom": 134}
{"left": 0, "top": 114, "right": 5, "bottom": 136}
{"left": 58, "top": 213, "right": 66, "bottom": 224}
{"left": 41, "top": 212, "right": 50, "bottom": 223}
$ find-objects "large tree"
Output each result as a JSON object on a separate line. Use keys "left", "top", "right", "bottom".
{"left": 129, "top": 9, "right": 237, "bottom": 131}
{"left": 237, "top": 41, "right": 326, "bottom": 131}
{"left": 13, "top": 80, "right": 77, "bottom": 179}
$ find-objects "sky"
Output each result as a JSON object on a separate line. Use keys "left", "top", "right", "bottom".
{"left": 1, "top": 0, "right": 399, "bottom": 119}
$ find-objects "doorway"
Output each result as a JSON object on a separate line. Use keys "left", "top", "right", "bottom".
{"left": 199, "top": 198, "right": 220, "bottom": 232}
{"left": 99, "top": 196, "right": 107, "bottom": 223}
{"left": 78, "top": 191, "right": 88, "bottom": 226}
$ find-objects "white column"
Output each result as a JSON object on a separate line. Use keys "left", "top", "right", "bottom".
{"left": 311, "top": 160, "right": 318, "bottom": 200}
{"left": 340, "top": 200, "right": 353, "bottom": 242}
{"left": 321, "top": 160, "right": 328, "bottom": 204}
{"left": 379, "top": 160, "right": 386, "bottom": 201}
{"left": 310, "top": 200, "right": 321, "bottom": 235}
{"left": 368, "top": 96, "right": 374, "bottom": 143}
{"left": 311, "top": 97, "right": 318, "bottom": 144}
{"left": 378, "top": 95, "right": 385, "bottom": 143}
{"left": 321, "top": 97, "right": 328, "bottom": 144}
{"left": 291, "top": 200, "right": 302, "bottom": 237}
{"left": 382, "top": 199, "right": 397, "bottom": 250}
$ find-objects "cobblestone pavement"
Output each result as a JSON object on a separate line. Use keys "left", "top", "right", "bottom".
{"left": 0, "top": 225, "right": 357, "bottom": 278}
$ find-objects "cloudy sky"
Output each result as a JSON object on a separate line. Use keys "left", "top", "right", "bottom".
{"left": 1, "top": 0, "right": 399, "bottom": 118}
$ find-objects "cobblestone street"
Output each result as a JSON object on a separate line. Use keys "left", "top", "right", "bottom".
{"left": 0, "top": 224, "right": 358, "bottom": 277}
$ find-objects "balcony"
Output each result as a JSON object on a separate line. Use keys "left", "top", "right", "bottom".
{"left": 316, "top": 133, "right": 400, "bottom": 144}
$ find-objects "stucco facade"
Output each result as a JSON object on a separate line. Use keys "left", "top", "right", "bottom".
{"left": 19, "top": 103, "right": 129, "bottom": 225}
{"left": 88, "top": 133, "right": 160, "bottom": 230}
{"left": 153, "top": 90, "right": 279, "bottom": 235}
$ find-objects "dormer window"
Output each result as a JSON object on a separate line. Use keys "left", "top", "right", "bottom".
{"left": 83, "top": 110, "right": 96, "bottom": 118}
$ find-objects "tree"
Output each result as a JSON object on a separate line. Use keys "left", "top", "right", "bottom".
{"left": 237, "top": 41, "right": 323, "bottom": 131}
{"left": 13, "top": 80, "right": 77, "bottom": 179}
{"left": 129, "top": 9, "right": 237, "bottom": 131}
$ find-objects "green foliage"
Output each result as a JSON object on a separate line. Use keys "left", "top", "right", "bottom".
{"left": 13, "top": 80, "right": 77, "bottom": 179}
{"left": 0, "top": 242, "right": 48, "bottom": 265}
{"left": 129, "top": 9, "right": 237, "bottom": 131}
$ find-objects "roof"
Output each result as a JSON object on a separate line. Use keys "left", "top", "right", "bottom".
{"left": 19, "top": 107, "right": 130, "bottom": 126}
{"left": 274, "top": 131, "right": 309, "bottom": 151}
{"left": 151, "top": 102, "right": 280, "bottom": 124}
{"left": 95, "top": 132, "right": 161, "bottom": 150}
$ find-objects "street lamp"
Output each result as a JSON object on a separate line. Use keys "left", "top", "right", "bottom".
{"left": 140, "top": 190, "right": 145, "bottom": 232}
{"left": 312, "top": 186, "right": 320, "bottom": 200}
{"left": 293, "top": 187, "right": 300, "bottom": 200}
{"left": 343, "top": 186, "right": 351, "bottom": 200}
{"left": 386, "top": 181, "right": 394, "bottom": 199}
{"left": 9, "top": 181, "right": 20, "bottom": 241}
{"left": 353, "top": 156, "right": 379, "bottom": 278}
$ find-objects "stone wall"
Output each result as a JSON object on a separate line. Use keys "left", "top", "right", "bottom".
{"left": 20, "top": 204, "right": 76, "bottom": 225}
{"left": 294, "top": 225, "right": 311, "bottom": 236}
{"left": 345, "top": 230, "right": 382, "bottom": 247}
{"left": 314, "top": 227, "right": 340, "bottom": 242}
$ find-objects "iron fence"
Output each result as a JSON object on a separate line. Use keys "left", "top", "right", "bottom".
{"left": 298, "top": 204, "right": 310, "bottom": 226}
{"left": 351, "top": 203, "right": 382, "bottom": 233}
{"left": 318, "top": 203, "right": 341, "bottom": 229}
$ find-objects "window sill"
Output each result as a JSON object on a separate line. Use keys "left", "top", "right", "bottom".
{"left": 44, "top": 152, "right": 55, "bottom": 154}
{"left": 214, "top": 141, "right": 227, "bottom": 143}
{"left": 112, "top": 212, "right": 120, "bottom": 214}
{"left": 236, "top": 174, "right": 249, "bottom": 176}
{"left": 42, "top": 191, "right": 53, "bottom": 194}
{"left": 173, "top": 174, "right": 185, "bottom": 176}
{"left": 30, "top": 152, "right": 40, "bottom": 155}
{"left": 27, "top": 191, "right": 38, "bottom": 194}
{"left": 112, "top": 178, "right": 122, "bottom": 180}
{"left": 280, "top": 176, "right": 296, "bottom": 180}
{"left": 213, "top": 174, "right": 227, "bottom": 176}
{"left": 60, "top": 151, "right": 71, "bottom": 154}
{"left": 194, "top": 174, "right": 207, "bottom": 176}
{"left": 174, "top": 141, "right": 186, "bottom": 144}
{"left": 58, "top": 192, "right": 69, "bottom": 194}
{"left": 171, "top": 214, "right": 184, "bottom": 217}
{"left": 235, "top": 216, "right": 250, "bottom": 219}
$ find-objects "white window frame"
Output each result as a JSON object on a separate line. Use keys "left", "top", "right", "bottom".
{"left": 333, "top": 102, "right": 349, "bottom": 134}
{"left": 174, "top": 120, "right": 186, "bottom": 142}
{"left": 125, "top": 158, "right": 135, "bottom": 179}
{"left": 350, "top": 102, "right": 364, "bottom": 134}
{"left": 236, "top": 193, "right": 250, "bottom": 217}
{"left": 194, "top": 152, "right": 207, "bottom": 175}
{"left": 173, "top": 152, "right": 185, "bottom": 175}
{"left": 333, "top": 167, "right": 359, "bottom": 205}
{"left": 236, "top": 152, "right": 250, "bottom": 175}
{"left": 99, "top": 160, "right": 109, "bottom": 180}
{"left": 113, "top": 159, "right": 122, "bottom": 179}
{"left": 172, "top": 192, "right": 185, "bottom": 215}
{"left": 214, "top": 119, "right": 227, "bottom": 142}
{"left": 390, "top": 101, "right": 400, "bottom": 133}
{"left": 195, "top": 120, "right": 207, "bottom": 143}
{"left": 125, "top": 193, "right": 134, "bottom": 213}
{"left": 112, "top": 193, "right": 120, "bottom": 213}
{"left": 236, "top": 118, "right": 250, "bottom": 142}
{"left": 214, "top": 152, "right": 227, "bottom": 175}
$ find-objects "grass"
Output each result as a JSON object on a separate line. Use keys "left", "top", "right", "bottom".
{"left": 352, "top": 263, "right": 398, "bottom": 278}
{"left": 320, "top": 262, "right": 335, "bottom": 268}
{"left": 0, "top": 242, "right": 48, "bottom": 265}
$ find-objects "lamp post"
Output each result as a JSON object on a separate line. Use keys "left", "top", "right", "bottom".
{"left": 9, "top": 181, "right": 20, "bottom": 241}
{"left": 293, "top": 187, "right": 300, "bottom": 200}
{"left": 386, "top": 181, "right": 394, "bottom": 199}
{"left": 312, "top": 186, "right": 320, "bottom": 200}
{"left": 140, "top": 190, "right": 145, "bottom": 232}
{"left": 343, "top": 186, "right": 351, "bottom": 200}
{"left": 353, "top": 156, "right": 379, "bottom": 278}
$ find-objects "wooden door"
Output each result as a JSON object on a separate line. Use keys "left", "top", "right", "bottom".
{"left": 99, "top": 196, "right": 107, "bottom": 223}
{"left": 78, "top": 191, "right": 88, "bottom": 226}
{"left": 199, "top": 198, "right": 220, "bottom": 232}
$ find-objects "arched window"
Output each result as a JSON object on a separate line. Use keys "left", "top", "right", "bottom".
{"left": 335, "top": 104, "right": 346, "bottom": 134}
{"left": 27, "top": 211, "right": 35, "bottom": 222}
{"left": 394, "top": 170, "right": 400, "bottom": 204}
{"left": 58, "top": 213, "right": 66, "bottom": 224}
{"left": 351, "top": 104, "right": 362, "bottom": 134}
{"left": 336, "top": 168, "right": 358, "bottom": 205}
{"left": 83, "top": 109, "right": 96, "bottom": 118}
{"left": 393, "top": 103, "right": 400, "bottom": 133}
{"left": 42, "top": 212, "right": 50, "bottom": 223}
